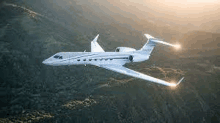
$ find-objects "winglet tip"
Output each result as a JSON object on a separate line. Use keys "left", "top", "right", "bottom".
{"left": 96, "top": 34, "right": 99, "bottom": 38}
{"left": 176, "top": 77, "right": 184, "bottom": 85}
{"left": 92, "top": 34, "right": 99, "bottom": 42}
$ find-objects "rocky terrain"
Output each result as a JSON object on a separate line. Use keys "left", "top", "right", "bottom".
{"left": 0, "top": 0, "right": 220, "bottom": 122}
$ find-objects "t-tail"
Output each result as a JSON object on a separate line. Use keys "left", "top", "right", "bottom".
{"left": 140, "top": 34, "right": 181, "bottom": 54}
{"left": 140, "top": 34, "right": 157, "bottom": 54}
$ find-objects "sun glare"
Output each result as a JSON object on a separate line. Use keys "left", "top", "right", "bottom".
{"left": 170, "top": 81, "right": 177, "bottom": 88}
{"left": 174, "top": 44, "right": 181, "bottom": 50}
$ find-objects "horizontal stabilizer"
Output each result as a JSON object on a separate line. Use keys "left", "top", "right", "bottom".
{"left": 144, "top": 34, "right": 181, "bottom": 49}
{"left": 150, "top": 39, "right": 178, "bottom": 47}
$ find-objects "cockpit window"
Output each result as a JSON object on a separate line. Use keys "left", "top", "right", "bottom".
{"left": 54, "top": 55, "right": 59, "bottom": 58}
{"left": 54, "top": 55, "right": 63, "bottom": 59}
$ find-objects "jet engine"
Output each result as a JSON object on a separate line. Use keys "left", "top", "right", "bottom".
{"left": 115, "top": 47, "right": 136, "bottom": 52}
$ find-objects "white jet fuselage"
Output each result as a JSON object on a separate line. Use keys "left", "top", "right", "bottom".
{"left": 43, "top": 51, "right": 150, "bottom": 66}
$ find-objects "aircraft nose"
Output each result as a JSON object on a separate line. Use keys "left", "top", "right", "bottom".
{"left": 42, "top": 59, "right": 49, "bottom": 65}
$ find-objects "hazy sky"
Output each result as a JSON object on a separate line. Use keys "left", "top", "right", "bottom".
{"left": 48, "top": 0, "right": 220, "bottom": 30}
{"left": 103, "top": 0, "right": 220, "bottom": 27}
{"left": 144, "top": 0, "right": 219, "bottom": 12}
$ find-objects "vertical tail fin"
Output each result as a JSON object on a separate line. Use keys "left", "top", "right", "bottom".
{"left": 140, "top": 34, "right": 156, "bottom": 54}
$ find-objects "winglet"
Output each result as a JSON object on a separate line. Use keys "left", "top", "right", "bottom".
{"left": 92, "top": 34, "right": 99, "bottom": 42}
{"left": 176, "top": 77, "right": 184, "bottom": 85}
{"left": 91, "top": 34, "right": 105, "bottom": 52}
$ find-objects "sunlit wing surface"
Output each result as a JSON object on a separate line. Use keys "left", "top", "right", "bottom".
{"left": 91, "top": 34, "right": 105, "bottom": 52}
{"left": 99, "top": 64, "right": 183, "bottom": 86}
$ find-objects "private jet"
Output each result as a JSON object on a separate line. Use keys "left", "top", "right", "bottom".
{"left": 42, "top": 34, "right": 184, "bottom": 87}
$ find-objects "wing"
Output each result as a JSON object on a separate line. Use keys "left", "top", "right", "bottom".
{"left": 99, "top": 64, "right": 184, "bottom": 86}
{"left": 91, "top": 34, "right": 105, "bottom": 52}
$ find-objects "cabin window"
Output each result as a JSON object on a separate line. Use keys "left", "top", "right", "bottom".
{"left": 59, "top": 56, "right": 63, "bottom": 59}
{"left": 89, "top": 59, "right": 92, "bottom": 61}
{"left": 110, "top": 59, "right": 113, "bottom": 60}
{"left": 83, "top": 59, "right": 86, "bottom": 61}
{"left": 77, "top": 59, "right": 80, "bottom": 61}
{"left": 105, "top": 59, "right": 108, "bottom": 61}
{"left": 100, "top": 59, "right": 103, "bottom": 61}
{"left": 95, "top": 59, "right": 97, "bottom": 61}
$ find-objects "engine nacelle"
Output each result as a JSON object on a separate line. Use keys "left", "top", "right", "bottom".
{"left": 129, "top": 55, "right": 133, "bottom": 62}
{"left": 128, "top": 54, "right": 149, "bottom": 62}
{"left": 115, "top": 47, "right": 136, "bottom": 52}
